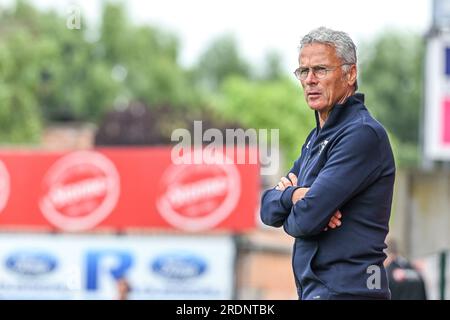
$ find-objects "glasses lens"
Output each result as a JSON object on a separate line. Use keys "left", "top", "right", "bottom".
{"left": 313, "top": 66, "right": 327, "bottom": 79}
{"left": 296, "top": 68, "right": 308, "bottom": 80}
{"left": 295, "top": 65, "right": 338, "bottom": 80}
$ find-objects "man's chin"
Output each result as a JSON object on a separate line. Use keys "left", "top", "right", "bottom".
{"left": 307, "top": 102, "right": 326, "bottom": 111}
{"left": 306, "top": 97, "right": 325, "bottom": 109}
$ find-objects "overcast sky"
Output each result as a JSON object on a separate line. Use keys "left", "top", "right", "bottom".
{"left": 5, "top": 0, "right": 433, "bottom": 69}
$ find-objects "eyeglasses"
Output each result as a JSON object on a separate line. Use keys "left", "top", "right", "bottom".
{"left": 293, "top": 63, "right": 352, "bottom": 81}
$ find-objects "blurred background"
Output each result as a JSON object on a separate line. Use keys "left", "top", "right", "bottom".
{"left": 0, "top": 0, "right": 447, "bottom": 300}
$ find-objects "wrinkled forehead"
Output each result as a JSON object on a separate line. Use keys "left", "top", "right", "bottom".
{"left": 298, "top": 43, "right": 340, "bottom": 67}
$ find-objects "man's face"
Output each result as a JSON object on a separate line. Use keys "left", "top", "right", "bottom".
{"left": 298, "top": 43, "right": 353, "bottom": 112}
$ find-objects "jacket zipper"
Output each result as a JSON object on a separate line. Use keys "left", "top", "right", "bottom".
{"left": 299, "top": 131, "right": 318, "bottom": 185}
{"left": 294, "top": 132, "right": 318, "bottom": 299}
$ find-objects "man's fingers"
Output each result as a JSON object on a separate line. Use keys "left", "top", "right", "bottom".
{"left": 280, "top": 177, "right": 292, "bottom": 188}
{"left": 288, "top": 173, "right": 298, "bottom": 186}
{"left": 326, "top": 210, "right": 343, "bottom": 231}
{"left": 325, "top": 211, "right": 343, "bottom": 232}
{"left": 330, "top": 216, "right": 341, "bottom": 226}
{"left": 277, "top": 174, "right": 298, "bottom": 191}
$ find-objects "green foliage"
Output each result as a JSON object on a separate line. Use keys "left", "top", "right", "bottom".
{"left": 0, "top": 2, "right": 45, "bottom": 143}
{"left": 359, "top": 30, "right": 425, "bottom": 167}
{"left": 193, "top": 34, "right": 251, "bottom": 92}
{"left": 213, "top": 76, "right": 315, "bottom": 169}
{"left": 0, "top": 0, "right": 425, "bottom": 172}
{"left": 0, "top": 0, "right": 201, "bottom": 145}
{"left": 260, "top": 50, "right": 285, "bottom": 81}
{"left": 99, "top": 4, "right": 198, "bottom": 108}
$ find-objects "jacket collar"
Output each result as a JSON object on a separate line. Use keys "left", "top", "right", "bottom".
{"left": 314, "top": 93, "right": 366, "bottom": 133}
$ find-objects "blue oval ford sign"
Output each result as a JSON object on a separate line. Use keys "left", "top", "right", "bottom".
{"left": 151, "top": 253, "right": 207, "bottom": 280}
{"left": 5, "top": 252, "right": 57, "bottom": 276}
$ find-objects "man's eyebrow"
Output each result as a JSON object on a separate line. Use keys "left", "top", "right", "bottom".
{"left": 299, "top": 64, "right": 327, "bottom": 69}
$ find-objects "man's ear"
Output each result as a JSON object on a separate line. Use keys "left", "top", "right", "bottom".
{"left": 347, "top": 64, "right": 357, "bottom": 87}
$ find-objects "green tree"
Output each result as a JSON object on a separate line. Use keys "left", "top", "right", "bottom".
{"left": 97, "top": 2, "right": 200, "bottom": 111}
{"left": 359, "top": 31, "right": 425, "bottom": 167}
{"left": 193, "top": 34, "right": 251, "bottom": 92}
{"left": 214, "top": 76, "right": 315, "bottom": 169}
{"left": 0, "top": 0, "right": 202, "bottom": 143}
{"left": 0, "top": 1, "right": 46, "bottom": 143}
{"left": 260, "top": 50, "right": 284, "bottom": 81}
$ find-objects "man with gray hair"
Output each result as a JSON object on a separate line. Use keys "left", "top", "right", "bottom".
{"left": 260, "top": 27, "right": 395, "bottom": 299}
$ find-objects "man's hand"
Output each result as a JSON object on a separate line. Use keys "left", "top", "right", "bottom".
{"left": 275, "top": 173, "right": 343, "bottom": 232}
{"left": 292, "top": 187, "right": 309, "bottom": 205}
{"left": 294, "top": 186, "right": 342, "bottom": 231}
{"left": 324, "top": 210, "right": 342, "bottom": 231}
{"left": 275, "top": 172, "right": 298, "bottom": 191}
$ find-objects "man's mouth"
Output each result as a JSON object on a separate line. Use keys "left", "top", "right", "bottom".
{"left": 307, "top": 92, "right": 321, "bottom": 99}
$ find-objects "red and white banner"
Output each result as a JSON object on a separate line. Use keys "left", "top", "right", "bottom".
{"left": 0, "top": 148, "right": 259, "bottom": 232}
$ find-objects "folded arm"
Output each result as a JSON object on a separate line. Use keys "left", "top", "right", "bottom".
{"left": 283, "top": 125, "right": 382, "bottom": 238}
{"left": 261, "top": 173, "right": 342, "bottom": 230}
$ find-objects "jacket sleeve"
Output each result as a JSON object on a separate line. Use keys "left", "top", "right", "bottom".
{"left": 283, "top": 125, "right": 382, "bottom": 238}
{"left": 260, "top": 158, "right": 301, "bottom": 227}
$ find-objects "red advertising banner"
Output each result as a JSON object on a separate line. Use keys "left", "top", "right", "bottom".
{"left": 0, "top": 148, "right": 259, "bottom": 232}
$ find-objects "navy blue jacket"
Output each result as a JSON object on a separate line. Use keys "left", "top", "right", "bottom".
{"left": 261, "top": 93, "right": 395, "bottom": 300}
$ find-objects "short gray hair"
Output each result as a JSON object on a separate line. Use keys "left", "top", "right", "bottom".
{"left": 299, "top": 27, "right": 358, "bottom": 90}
